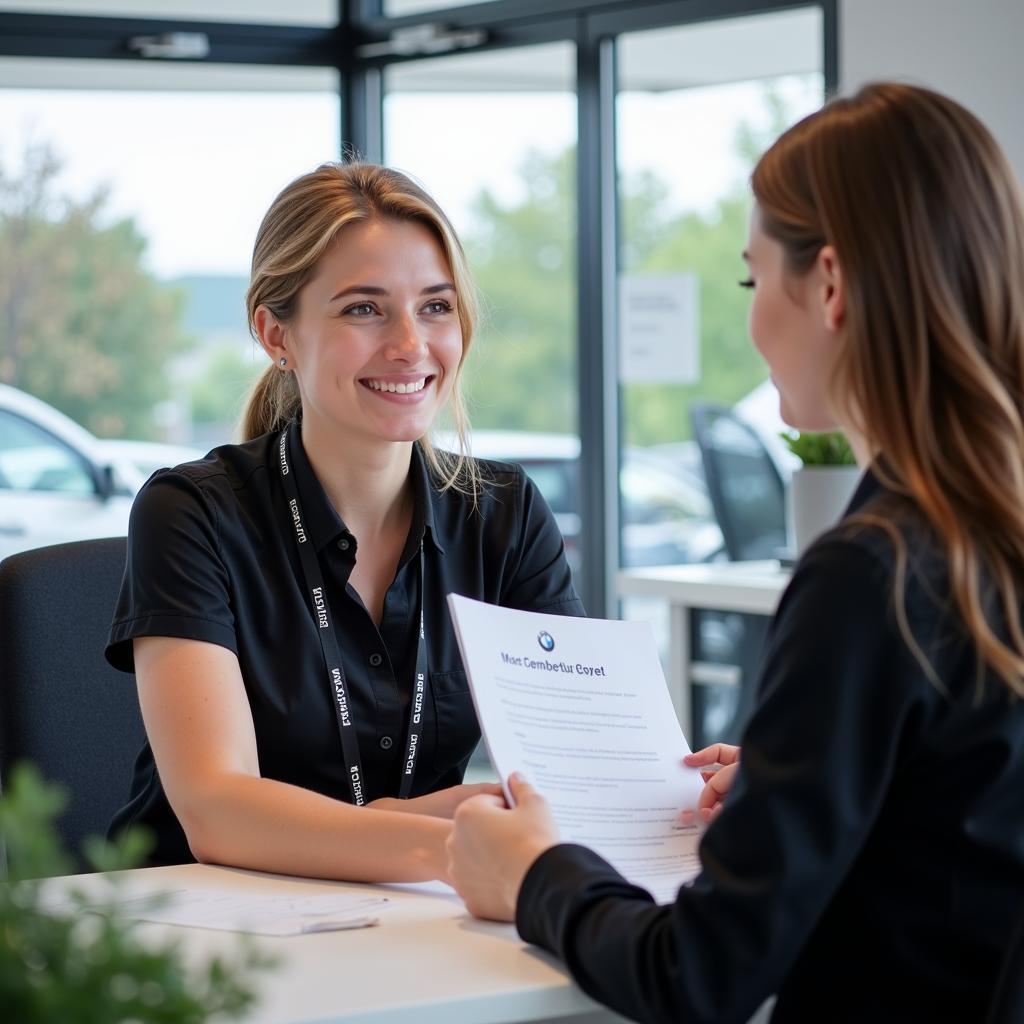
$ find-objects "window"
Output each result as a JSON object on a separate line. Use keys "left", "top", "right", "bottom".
{"left": 0, "top": 60, "right": 340, "bottom": 449}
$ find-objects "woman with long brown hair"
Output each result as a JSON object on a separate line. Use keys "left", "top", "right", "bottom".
{"left": 447, "top": 83, "right": 1024, "bottom": 1020}
{"left": 105, "top": 162, "right": 583, "bottom": 878}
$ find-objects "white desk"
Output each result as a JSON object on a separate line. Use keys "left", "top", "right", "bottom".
{"left": 46, "top": 863, "right": 624, "bottom": 1024}
{"left": 617, "top": 560, "right": 791, "bottom": 738}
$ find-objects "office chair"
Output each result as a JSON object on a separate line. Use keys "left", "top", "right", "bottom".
{"left": 988, "top": 905, "right": 1024, "bottom": 1024}
{"left": 687, "top": 403, "right": 787, "bottom": 748}
{"left": 0, "top": 537, "right": 144, "bottom": 871}
{"left": 690, "top": 401, "right": 788, "bottom": 562}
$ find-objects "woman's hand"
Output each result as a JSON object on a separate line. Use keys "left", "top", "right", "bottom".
{"left": 447, "top": 773, "right": 560, "bottom": 921}
{"left": 369, "top": 781, "right": 504, "bottom": 820}
{"left": 680, "top": 743, "right": 741, "bottom": 826}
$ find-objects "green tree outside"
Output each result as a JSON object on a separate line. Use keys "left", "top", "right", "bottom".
{"left": 461, "top": 81, "right": 815, "bottom": 446}
{"left": 621, "top": 82, "right": 807, "bottom": 446}
{"left": 0, "top": 143, "right": 192, "bottom": 439}
{"left": 0, "top": 84, "right": 810, "bottom": 446}
{"left": 620, "top": 188, "right": 759, "bottom": 447}
{"left": 460, "top": 149, "right": 578, "bottom": 434}
{"left": 190, "top": 344, "right": 263, "bottom": 436}
{"left": 460, "top": 151, "right": 760, "bottom": 445}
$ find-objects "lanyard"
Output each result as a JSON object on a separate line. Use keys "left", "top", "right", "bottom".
{"left": 278, "top": 424, "right": 428, "bottom": 805}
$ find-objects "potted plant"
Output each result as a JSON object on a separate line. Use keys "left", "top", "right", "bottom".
{"left": 782, "top": 431, "right": 860, "bottom": 556}
{"left": 0, "top": 763, "right": 271, "bottom": 1023}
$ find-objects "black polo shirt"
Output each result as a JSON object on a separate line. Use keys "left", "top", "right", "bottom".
{"left": 106, "top": 421, "right": 584, "bottom": 865}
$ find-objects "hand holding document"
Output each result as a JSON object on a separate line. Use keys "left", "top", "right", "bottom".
{"left": 448, "top": 595, "right": 705, "bottom": 904}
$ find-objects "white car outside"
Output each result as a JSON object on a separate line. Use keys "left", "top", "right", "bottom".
{"left": 98, "top": 439, "right": 204, "bottom": 482}
{"left": 0, "top": 385, "right": 196, "bottom": 562}
{"left": 444, "top": 429, "right": 725, "bottom": 569}
{"left": 1, "top": 381, "right": 788, "bottom": 565}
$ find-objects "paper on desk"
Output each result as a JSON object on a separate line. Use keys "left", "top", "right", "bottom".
{"left": 94, "top": 888, "right": 390, "bottom": 936}
{"left": 448, "top": 594, "right": 705, "bottom": 904}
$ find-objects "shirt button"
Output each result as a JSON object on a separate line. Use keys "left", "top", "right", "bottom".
{"left": 369, "top": 652, "right": 383, "bottom": 667}
{"left": 337, "top": 538, "right": 350, "bottom": 551}
{"left": 380, "top": 736, "right": 393, "bottom": 750}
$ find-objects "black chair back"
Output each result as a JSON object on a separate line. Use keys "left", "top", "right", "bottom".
{"left": 0, "top": 537, "right": 143, "bottom": 870}
{"left": 690, "top": 402, "right": 788, "bottom": 561}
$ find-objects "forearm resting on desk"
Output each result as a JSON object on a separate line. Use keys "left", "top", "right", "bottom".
{"left": 134, "top": 635, "right": 452, "bottom": 883}
{"left": 177, "top": 773, "right": 452, "bottom": 882}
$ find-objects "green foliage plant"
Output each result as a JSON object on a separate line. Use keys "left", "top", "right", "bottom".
{"left": 0, "top": 763, "right": 274, "bottom": 1023}
{"left": 781, "top": 430, "right": 856, "bottom": 466}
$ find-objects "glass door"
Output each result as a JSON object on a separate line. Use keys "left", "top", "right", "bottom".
{"left": 615, "top": 7, "right": 826, "bottom": 745}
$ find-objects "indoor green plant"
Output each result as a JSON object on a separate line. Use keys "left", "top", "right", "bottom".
{"left": 780, "top": 430, "right": 856, "bottom": 467}
{"left": 781, "top": 430, "right": 860, "bottom": 555}
{"left": 0, "top": 763, "right": 273, "bottom": 1023}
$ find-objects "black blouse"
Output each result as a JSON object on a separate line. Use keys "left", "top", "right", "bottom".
{"left": 106, "top": 422, "right": 584, "bottom": 865}
{"left": 516, "top": 469, "right": 1024, "bottom": 1023}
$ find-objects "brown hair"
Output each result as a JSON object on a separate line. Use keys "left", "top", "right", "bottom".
{"left": 752, "top": 82, "right": 1024, "bottom": 697}
{"left": 242, "top": 162, "right": 481, "bottom": 495}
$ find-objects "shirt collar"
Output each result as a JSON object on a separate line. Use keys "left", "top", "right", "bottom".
{"left": 281, "top": 420, "right": 445, "bottom": 556}
{"left": 842, "top": 462, "right": 883, "bottom": 517}
{"left": 410, "top": 442, "right": 446, "bottom": 556}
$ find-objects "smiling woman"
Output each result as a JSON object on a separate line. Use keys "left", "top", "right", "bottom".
{"left": 103, "top": 162, "right": 585, "bottom": 878}
{"left": 241, "top": 163, "right": 480, "bottom": 493}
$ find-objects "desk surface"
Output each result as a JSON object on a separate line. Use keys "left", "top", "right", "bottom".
{"left": 48, "top": 864, "right": 619, "bottom": 1024}
{"left": 617, "top": 560, "right": 791, "bottom": 616}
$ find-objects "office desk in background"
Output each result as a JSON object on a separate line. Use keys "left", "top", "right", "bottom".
{"left": 46, "top": 863, "right": 624, "bottom": 1024}
{"left": 617, "top": 560, "right": 791, "bottom": 740}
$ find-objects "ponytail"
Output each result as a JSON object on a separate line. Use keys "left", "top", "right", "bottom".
{"left": 240, "top": 365, "right": 301, "bottom": 442}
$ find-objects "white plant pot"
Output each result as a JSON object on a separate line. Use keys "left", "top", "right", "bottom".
{"left": 787, "top": 465, "right": 861, "bottom": 556}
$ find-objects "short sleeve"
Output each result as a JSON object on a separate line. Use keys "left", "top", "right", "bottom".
{"left": 105, "top": 471, "right": 238, "bottom": 673}
{"left": 500, "top": 470, "right": 585, "bottom": 617}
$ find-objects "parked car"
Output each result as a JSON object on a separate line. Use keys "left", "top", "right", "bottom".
{"left": 0, "top": 384, "right": 198, "bottom": 562}
{"left": 97, "top": 439, "right": 204, "bottom": 481}
{"left": 620, "top": 447, "right": 725, "bottom": 567}
{"left": 460, "top": 430, "right": 725, "bottom": 569}
{"left": 1, "top": 384, "right": 777, "bottom": 568}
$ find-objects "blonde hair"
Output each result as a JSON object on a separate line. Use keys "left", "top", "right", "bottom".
{"left": 242, "top": 162, "right": 481, "bottom": 495}
{"left": 752, "top": 82, "right": 1024, "bottom": 697}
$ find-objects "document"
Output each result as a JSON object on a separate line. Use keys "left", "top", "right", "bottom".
{"left": 47, "top": 888, "right": 390, "bottom": 936}
{"left": 448, "top": 595, "right": 705, "bottom": 904}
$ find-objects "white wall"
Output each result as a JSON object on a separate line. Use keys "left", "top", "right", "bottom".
{"left": 840, "top": 0, "right": 1024, "bottom": 181}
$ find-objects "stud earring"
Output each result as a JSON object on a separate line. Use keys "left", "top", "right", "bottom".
{"left": 279, "top": 357, "right": 288, "bottom": 368}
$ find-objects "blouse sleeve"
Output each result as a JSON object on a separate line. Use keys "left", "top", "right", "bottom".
{"left": 500, "top": 468, "right": 585, "bottom": 617}
{"left": 105, "top": 470, "right": 237, "bottom": 673}
{"left": 515, "top": 538, "right": 926, "bottom": 1023}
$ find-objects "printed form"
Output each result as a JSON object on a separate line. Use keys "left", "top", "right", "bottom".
{"left": 448, "top": 595, "right": 705, "bottom": 904}
{"left": 41, "top": 888, "right": 388, "bottom": 936}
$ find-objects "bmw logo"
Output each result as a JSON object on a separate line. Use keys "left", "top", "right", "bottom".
{"left": 537, "top": 630, "right": 555, "bottom": 652}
